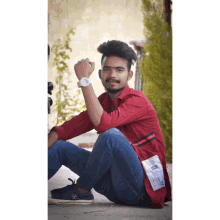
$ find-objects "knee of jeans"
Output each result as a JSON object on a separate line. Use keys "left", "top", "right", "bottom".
{"left": 102, "top": 128, "right": 122, "bottom": 136}
{"left": 104, "top": 128, "right": 125, "bottom": 141}
{"left": 51, "top": 140, "right": 66, "bottom": 152}
{"left": 97, "top": 128, "right": 124, "bottom": 151}
{"left": 97, "top": 128, "right": 119, "bottom": 143}
{"left": 103, "top": 128, "right": 121, "bottom": 134}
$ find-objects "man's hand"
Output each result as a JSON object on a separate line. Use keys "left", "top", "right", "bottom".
{"left": 74, "top": 58, "right": 95, "bottom": 80}
{"left": 48, "top": 131, "right": 58, "bottom": 149}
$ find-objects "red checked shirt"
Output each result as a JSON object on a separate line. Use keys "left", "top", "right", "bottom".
{"left": 51, "top": 84, "right": 172, "bottom": 208}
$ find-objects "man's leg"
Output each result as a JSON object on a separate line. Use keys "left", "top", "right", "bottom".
{"left": 48, "top": 140, "right": 91, "bottom": 180}
{"left": 77, "top": 128, "right": 150, "bottom": 205}
{"left": 48, "top": 129, "right": 150, "bottom": 205}
{"left": 48, "top": 140, "right": 96, "bottom": 204}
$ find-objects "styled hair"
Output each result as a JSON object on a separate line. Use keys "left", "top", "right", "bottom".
{"left": 97, "top": 40, "right": 137, "bottom": 71}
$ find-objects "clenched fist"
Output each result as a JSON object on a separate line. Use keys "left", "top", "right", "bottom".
{"left": 74, "top": 58, "right": 95, "bottom": 80}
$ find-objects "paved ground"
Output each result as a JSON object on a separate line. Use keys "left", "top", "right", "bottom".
{"left": 48, "top": 147, "right": 172, "bottom": 220}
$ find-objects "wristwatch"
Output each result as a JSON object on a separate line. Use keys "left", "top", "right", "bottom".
{"left": 77, "top": 77, "right": 92, "bottom": 88}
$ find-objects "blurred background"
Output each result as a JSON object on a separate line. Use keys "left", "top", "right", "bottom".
{"left": 48, "top": 0, "right": 145, "bottom": 128}
{"left": 48, "top": 0, "right": 172, "bottom": 161}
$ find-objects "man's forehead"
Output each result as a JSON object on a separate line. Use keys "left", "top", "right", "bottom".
{"left": 102, "top": 56, "right": 127, "bottom": 68}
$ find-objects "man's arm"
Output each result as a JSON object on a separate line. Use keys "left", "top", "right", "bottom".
{"left": 74, "top": 58, "right": 104, "bottom": 127}
{"left": 81, "top": 84, "right": 103, "bottom": 127}
{"left": 48, "top": 130, "right": 58, "bottom": 149}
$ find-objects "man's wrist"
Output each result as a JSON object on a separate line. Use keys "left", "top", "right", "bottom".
{"left": 78, "top": 76, "right": 89, "bottom": 80}
{"left": 78, "top": 77, "right": 92, "bottom": 88}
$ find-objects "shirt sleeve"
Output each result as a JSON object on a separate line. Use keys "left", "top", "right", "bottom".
{"left": 50, "top": 93, "right": 106, "bottom": 140}
{"left": 50, "top": 110, "right": 94, "bottom": 141}
{"left": 94, "top": 94, "right": 148, "bottom": 133}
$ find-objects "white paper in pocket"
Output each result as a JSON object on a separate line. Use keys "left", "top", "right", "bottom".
{"left": 141, "top": 155, "right": 165, "bottom": 191}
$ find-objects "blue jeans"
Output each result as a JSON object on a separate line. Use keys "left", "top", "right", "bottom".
{"left": 48, "top": 128, "right": 151, "bottom": 206}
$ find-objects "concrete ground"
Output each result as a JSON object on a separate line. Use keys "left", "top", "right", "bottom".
{"left": 48, "top": 147, "right": 172, "bottom": 220}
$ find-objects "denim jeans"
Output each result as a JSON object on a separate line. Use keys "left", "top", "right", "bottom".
{"left": 48, "top": 128, "right": 151, "bottom": 206}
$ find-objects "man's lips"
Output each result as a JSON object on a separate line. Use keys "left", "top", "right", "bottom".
{"left": 107, "top": 80, "right": 118, "bottom": 83}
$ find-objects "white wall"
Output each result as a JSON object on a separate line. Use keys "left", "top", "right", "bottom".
{"left": 48, "top": 0, "right": 145, "bottom": 130}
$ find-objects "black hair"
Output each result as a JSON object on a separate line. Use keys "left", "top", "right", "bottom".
{"left": 97, "top": 40, "right": 137, "bottom": 71}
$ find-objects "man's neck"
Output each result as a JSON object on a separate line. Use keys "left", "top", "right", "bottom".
{"left": 108, "top": 90, "right": 123, "bottom": 103}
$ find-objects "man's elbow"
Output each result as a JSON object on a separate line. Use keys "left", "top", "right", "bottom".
{"left": 94, "top": 120, "right": 108, "bottom": 133}
{"left": 93, "top": 120, "right": 101, "bottom": 127}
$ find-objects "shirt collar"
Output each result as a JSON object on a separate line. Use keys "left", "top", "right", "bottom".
{"left": 117, "top": 84, "right": 130, "bottom": 100}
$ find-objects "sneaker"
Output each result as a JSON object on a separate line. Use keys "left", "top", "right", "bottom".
{"left": 49, "top": 178, "right": 94, "bottom": 205}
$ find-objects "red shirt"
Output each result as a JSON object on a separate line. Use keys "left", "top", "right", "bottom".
{"left": 51, "top": 84, "right": 172, "bottom": 208}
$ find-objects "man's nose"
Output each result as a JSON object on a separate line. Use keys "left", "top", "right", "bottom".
{"left": 109, "top": 68, "right": 117, "bottom": 76}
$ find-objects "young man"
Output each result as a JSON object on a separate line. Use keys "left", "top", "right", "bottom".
{"left": 48, "top": 40, "right": 172, "bottom": 208}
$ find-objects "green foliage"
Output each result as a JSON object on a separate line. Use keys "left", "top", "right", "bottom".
{"left": 51, "top": 28, "right": 86, "bottom": 126}
{"left": 141, "top": 0, "right": 172, "bottom": 161}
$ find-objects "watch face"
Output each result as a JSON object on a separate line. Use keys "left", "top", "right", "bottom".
{"left": 81, "top": 78, "right": 89, "bottom": 86}
{"left": 82, "top": 78, "right": 86, "bottom": 84}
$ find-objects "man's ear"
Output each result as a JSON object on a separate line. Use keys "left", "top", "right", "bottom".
{"left": 99, "top": 69, "right": 102, "bottom": 79}
{"left": 128, "top": 71, "right": 133, "bottom": 81}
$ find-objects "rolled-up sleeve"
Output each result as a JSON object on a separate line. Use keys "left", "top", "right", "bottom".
{"left": 93, "top": 111, "right": 109, "bottom": 133}
{"left": 94, "top": 95, "right": 148, "bottom": 133}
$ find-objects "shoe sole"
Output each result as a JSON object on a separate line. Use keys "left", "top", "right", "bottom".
{"left": 48, "top": 198, "right": 94, "bottom": 205}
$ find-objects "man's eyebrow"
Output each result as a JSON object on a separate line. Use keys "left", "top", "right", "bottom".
{"left": 103, "top": 65, "right": 125, "bottom": 69}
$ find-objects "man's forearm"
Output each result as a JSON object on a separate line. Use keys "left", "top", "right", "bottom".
{"left": 81, "top": 84, "right": 103, "bottom": 127}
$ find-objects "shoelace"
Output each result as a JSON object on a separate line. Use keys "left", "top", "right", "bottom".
{"left": 68, "top": 178, "right": 75, "bottom": 185}
{"left": 68, "top": 178, "right": 79, "bottom": 199}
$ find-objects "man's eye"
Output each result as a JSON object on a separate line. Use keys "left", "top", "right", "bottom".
{"left": 118, "top": 69, "right": 124, "bottom": 72}
{"left": 103, "top": 68, "right": 110, "bottom": 71}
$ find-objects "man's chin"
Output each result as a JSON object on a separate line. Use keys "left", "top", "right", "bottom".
{"left": 104, "top": 86, "right": 124, "bottom": 94}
